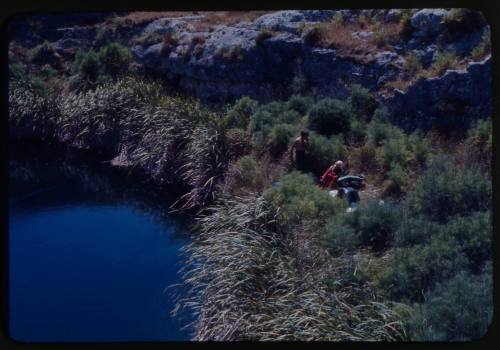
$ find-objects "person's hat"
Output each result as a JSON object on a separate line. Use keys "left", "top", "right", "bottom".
{"left": 334, "top": 160, "right": 344, "bottom": 168}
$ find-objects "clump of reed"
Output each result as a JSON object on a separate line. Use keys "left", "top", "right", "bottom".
{"left": 9, "top": 76, "right": 230, "bottom": 209}
{"left": 173, "top": 193, "right": 408, "bottom": 341}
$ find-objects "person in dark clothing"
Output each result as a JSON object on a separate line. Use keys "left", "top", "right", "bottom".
{"left": 290, "top": 130, "right": 310, "bottom": 172}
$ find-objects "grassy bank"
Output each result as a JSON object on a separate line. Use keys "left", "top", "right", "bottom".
{"left": 8, "top": 40, "right": 492, "bottom": 340}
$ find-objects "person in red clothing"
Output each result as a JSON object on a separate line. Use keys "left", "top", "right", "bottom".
{"left": 318, "top": 160, "right": 344, "bottom": 189}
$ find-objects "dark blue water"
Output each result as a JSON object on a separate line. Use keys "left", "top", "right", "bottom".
{"left": 8, "top": 143, "right": 194, "bottom": 342}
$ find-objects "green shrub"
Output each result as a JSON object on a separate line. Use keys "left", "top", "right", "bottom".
{"left": 308, "top": 132, "right": 346, "bottom": 176}
{"left": 290, "top": 72, "right": 309, "bottom": 95}
{"left": 440, "top": 211, "right": 492, "bottom": 272}
{"left": 267, "top": 123, "right": 298, "bottom": 158}
{"left": 408, "top": 155, "right": 491, "bottom": 222}
{"left": 225, "top": 96, "right": 259, "bottom": 129}
{"left": 325, "top": 201, "right": 401, "bottom": 253}
{"left": 351, "top": 141, "right": 378, "bottom": 172}
{"left": 9, "top": 62, "right": 27, "bottom": 82}
{"left": 264, "top": 171, "right": 344, "bottom": 225}
{"left": 308, "top": 98, "right": 352, "bottom": 136}
{"left": 380, "top": 134, "right": 410, "bottom": 168}
{"left": 367, "top": 116, "right": 402, "bottom": 146}
{"left": 347, "top": 118, "right": 367, "bottom": 145}
{"left": 303, "top": 25, "right": 325, "bottom": 46}
{"left": 255, "top": 27, "right": 273, "bottom": 46}
{"left": 407, "top": 132, "right": 431, "bottom": 166}
{"left": 287, "top": 95, "right": 313, "bottom": 115}
{"left": 74, "top": 49, "right": 101, "bottom": 82}
{"left": 379, "top": 237, "right": 469, "bottom": 302}
{"left": 227, "top": 155, "right": 267, "bottom": 192}
{"left": 348, "top": 84, "right": 377, "bottom": 121}
{"left": 249, "top": 101, "right": 303, "bottom": 147}
{"left": 466, "top": 118, "right": 492, "bottom": 156}
{"left": 408, "top": 270, "right": 492, "bottom": 341}
{"left": 383, "top": 163, "right": 409, "bottom": 197}
{"left": 98, "top": 43, "right": 133, "bottom": 77}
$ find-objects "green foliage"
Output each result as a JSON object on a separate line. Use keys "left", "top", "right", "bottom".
{"left": 466, "top": 118, "right": 492, "bottom": 155}
{"left": 351, "top": 141, "right": 378, "bottom": 172}
{"left": 98, "top": 43, "right": 133, "bottom": 77}
{"left": 225, "top": 96, "right": 259, "bottom": 129}
{"left": 264, "top": 171, "right": 344, "bottom": 225}
{"left": 287, "top": 95, "right": 313, "bottom": 115}
{"left": 379, "top": 236, "right": 468, "bottom": 302}
{"left": 228, "top": 155, "right": 267, "bottom": 192}
{"left": 347, "top": 118, "right": 367, "bottom": 145}
{"left": 290, "top": 72, "right": 310, "bottom": 95}
{"left": 325, "top": 201, "right": 401, "bottom": 253}
{"left": 302, "top": 25, "right": 325, "bottom": 46}
{"left": 380, "top": 133, "right": 410, "bottom": 168}
{"left": 367, "top": 115, "right": 402, "bottom": 146}
{"left": 407, "top": 132, "right": 431, "bottom": 166}
{"left": 408, "top": 270, "right": 492, "bottom": 341}
{"left": 308, "top": 132, "right": 346, "bottom": 176}
{"left": 380, "top": 208, "right": 491, "bottom": 302}
{"left": 255, "top": 27, "right": 273, "bottom": 46}
{"left": 249, "top": 101, "right": 303, "bottom": 148}
{"left": 382, "top": 163, "right": 409, "bottom": 197}
{"left": 267, "top": 123, "right": 298, "bottom": 158}
{"left": 74, "top": 49, "right": 101, "bottom": 83}
{"left": 408, "top": 155, "right": 491, "bottom": 223}
{"left": 308, "top": 98, "right": 352, "bottom": 136}
{"left": 9, "top": 62, "right": 27, "bottom": 82}
{"left": 348, "top": 84, "right": 377, "bottom": 121}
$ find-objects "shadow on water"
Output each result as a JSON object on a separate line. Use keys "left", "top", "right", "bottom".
{"left": 8, "top": 140, "right": 195, "bottom": 342}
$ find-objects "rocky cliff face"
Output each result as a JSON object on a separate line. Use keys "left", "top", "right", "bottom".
{"left": 9, "top": 9, "right": 492, "bottom": 129}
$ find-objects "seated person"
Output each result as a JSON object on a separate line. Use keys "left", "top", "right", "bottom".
{"left": 318, "top": 160, "right": 344, "bottom": 189}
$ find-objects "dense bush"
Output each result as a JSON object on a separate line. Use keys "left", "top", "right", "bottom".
{"left": 380, "top": 134, "right": 410, "bottom": 168}
{"left": 325, "top": 201, "right": 401, "bottom": 253}
{"left": 308, "top": 98, "right": 352, "bottom": 136}
{"left": 98, "top": 43, "right": 133, "bottom": 77}
{"left": 225, "top": 96, "right": 259, "bottom": 129}
{"left": 264, "top": 171, "right": 344, "bottom": 225}
{"left": 308, "top": 132, "right": 346, "bottom": 176}
{"left": 367, "top": 116, "right": 403, "bottom": 146}
{"left": 347, "top": 118, "right": 367, "bottom": 145}
{"left": 407, "top": 132, "right": 431, "bottom": 167}
{"left": 249, "top": 101, "right": 303, "bottom": 148}
{"left": 408, "top": 155, "right": 491, "bottom": 222}
{"left": 74, "top": 49, "right": 101, "bottom": 83}
{"left": 267, "top": 123, "right": 298, "bottom": 158}
{"left": 287, "top": 95, "right": 313, "bottom": 115}
{"left": 408, "top": 269, "right": 492, "bottom": 341}
{"left": 466, "top": 118, "right": 492, "bottom": 157}
{"left": 379, "top": 236, "right": 468, "bottom": 302}
{"left": 225, "top": 155, "right": 268, "bottom": 193}
{"left": 348, "top": 84, "right": 377, "bottom": 121}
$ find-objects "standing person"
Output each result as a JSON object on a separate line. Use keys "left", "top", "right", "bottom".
{"left": 290, "top": 130, "right": 310, "bottom": 172}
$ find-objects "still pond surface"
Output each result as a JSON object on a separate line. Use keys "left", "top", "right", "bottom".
{"left": 9, "top": 144, "right": 194, "bottom": 342}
